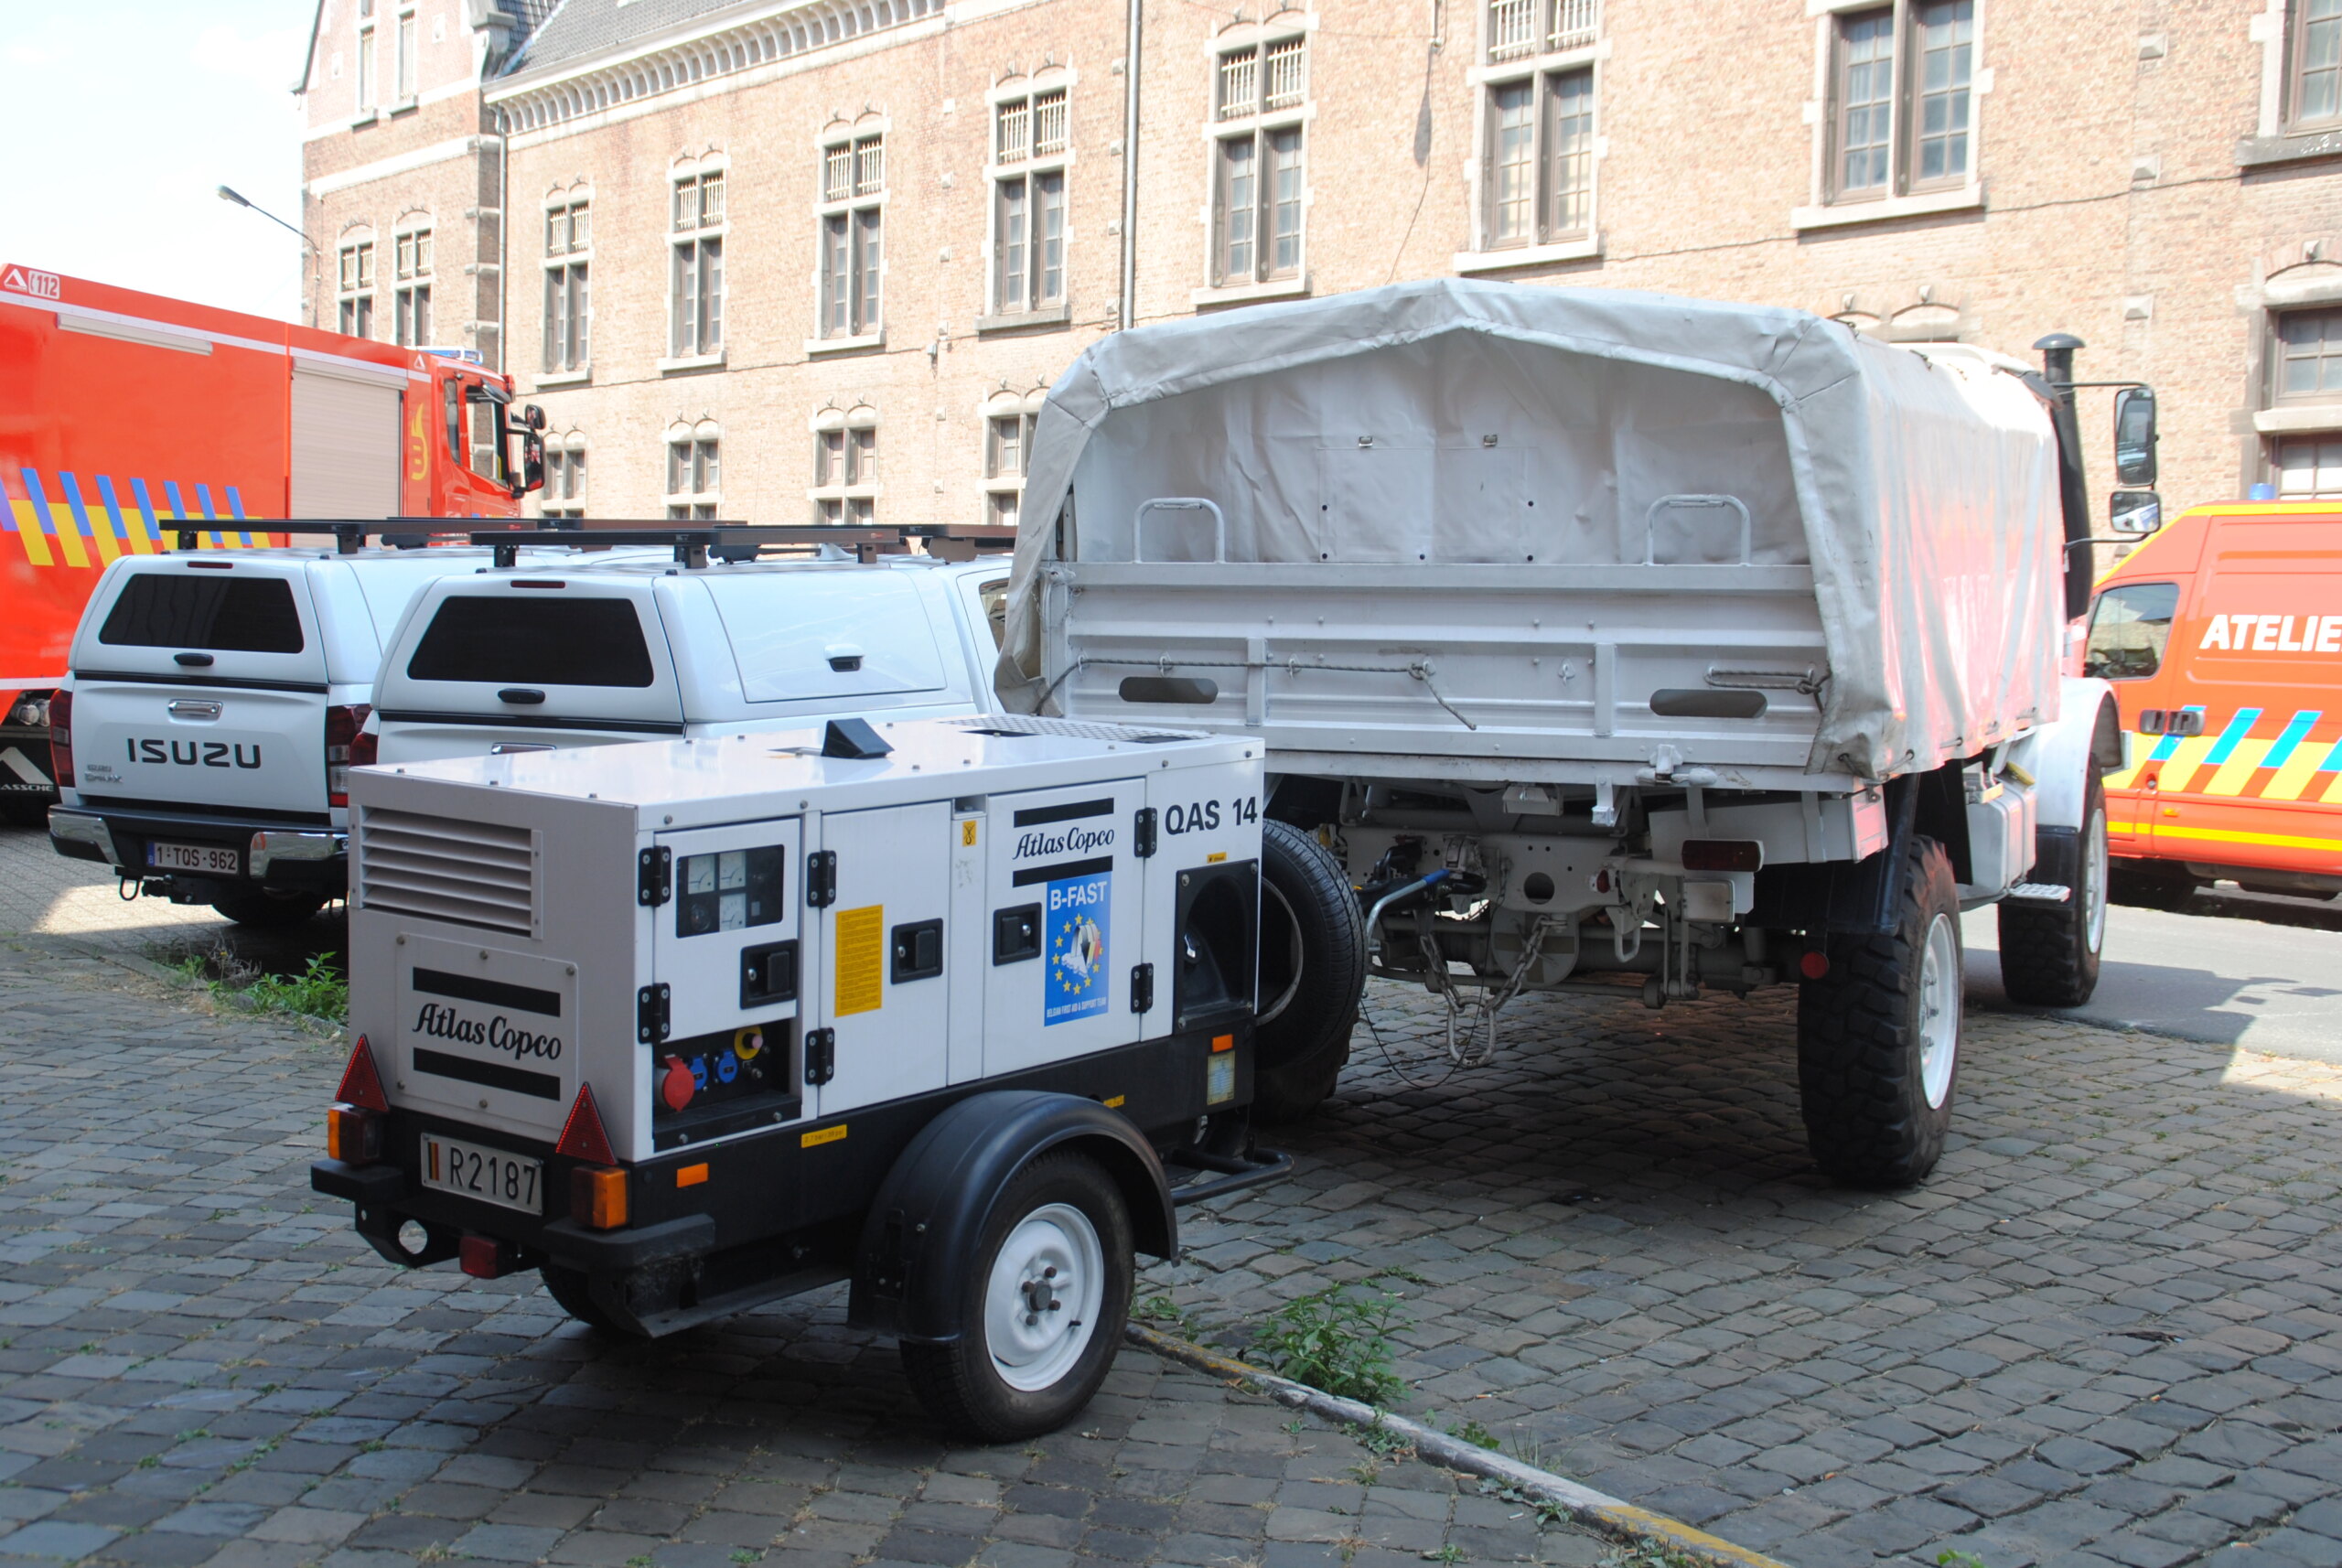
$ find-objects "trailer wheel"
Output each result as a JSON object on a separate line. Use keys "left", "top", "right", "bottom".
{"left": 1796, "top": 836, "right": 1962, "bottom": 1189}
{"left": 900, "top": 1149, "right": 1133, "bottom": 1441}
{"left": 1252, "top": 820, "right": 1366, "bottom": 1124}
{"left": 539, "top": 1265, "right": 629, "bottom": 1335}
{"left": 210, "top": 888, "right": 328, "bottom": 929}
{"left": 1998, "top": 762, "right": 2106, "bottom": 1008}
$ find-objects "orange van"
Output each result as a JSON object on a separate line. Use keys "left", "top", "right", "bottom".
{"left": 2087, "top": 499, "right": 2342, "bottom": 904}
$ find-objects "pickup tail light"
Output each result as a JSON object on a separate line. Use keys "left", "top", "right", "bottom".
{"left": 571, "top": 1166, "right": 628, "bottom": 1230}
{"left": 326, "top": 1104, "right": 383, "bottom": 1163}
{"left": 326, "top": 703, "right": 374, "bottom": 808}
{"left": 48, "top": 689, "right": 72, "bottom": 789}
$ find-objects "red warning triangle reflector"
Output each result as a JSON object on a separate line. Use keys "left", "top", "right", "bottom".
{"left": 335, "top": 1034, "right": 390, "bottom": 1112}
{"left": 554, "top": 1081, "right": 618, "bottom": 1165}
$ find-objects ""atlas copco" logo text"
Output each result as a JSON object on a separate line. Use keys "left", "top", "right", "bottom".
{"left": 409, "top": 1003, "right": 564, "bottom": 1060}
{"left": 1014, "top": 825, "right": 1115, "bottom": 859}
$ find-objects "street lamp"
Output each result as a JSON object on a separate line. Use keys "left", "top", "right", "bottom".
{"left": 217, "top": 185, "right": 316, "bottom": 252}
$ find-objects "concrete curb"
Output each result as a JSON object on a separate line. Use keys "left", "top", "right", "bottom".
{"left": 1125, "top": 1322, "right": 1793, "bottom": 1568}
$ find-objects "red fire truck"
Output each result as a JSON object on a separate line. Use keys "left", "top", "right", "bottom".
{"left": 0, "top": 263, "right": 539, "bottom": 819}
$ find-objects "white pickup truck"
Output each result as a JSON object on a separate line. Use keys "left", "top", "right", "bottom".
{"left": 997, "top": 281, "right": 2136, "bottom": 1187}
{"left": 370, "top": 542, "right": 1011, "bottom": 766}
{"left": 47, "top": 530, "right": 649, "bottom": 928}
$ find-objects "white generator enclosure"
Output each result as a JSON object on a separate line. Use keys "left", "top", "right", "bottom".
{"left": 994, "top": 281, "right": 2127, "bottom": 1189}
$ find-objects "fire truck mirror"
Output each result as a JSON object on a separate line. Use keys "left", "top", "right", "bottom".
{"left": 2109, "top": 490, "right": 2162, "bottom": 536}
{"left": 2113, "top": 386, "right": 2157, "bottom": 487}
{"left": 523, "top": 403, "right": 548, "bottom": 432}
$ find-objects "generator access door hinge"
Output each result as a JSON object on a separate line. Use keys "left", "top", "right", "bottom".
{"left": 1130, "top": 962, "right": 1155, "bottom": 1015}
{"left": 804, "top": 1027, "right": 836, "bottom": 1086}
{"left": 636, "top": 983, "right": 671, "bottom": 1045}
{"left": 805, "top": 850, "right": 838, "bottom": 908}
{"left": 1133, "top": 807, "right": 1158, "bottom": 859}
{"left": 638, "top": 847, "right": 672, "bottom": 907}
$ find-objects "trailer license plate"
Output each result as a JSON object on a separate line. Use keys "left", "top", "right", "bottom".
{"left": 422, "top": 1135, "right": 542, "bottom": 1215}
{"left": 146, "top": 841, "right": 241, "bottom": 875}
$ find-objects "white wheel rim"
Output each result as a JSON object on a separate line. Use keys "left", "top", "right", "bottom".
{"left": 1918, "top": 911, "right": 1960, "bottom": 1110}
{"left": 1256, "top": 881, "right": 1305, "bottom": 1026}
{"left": 2083, "top": 807, "right": 2109, "bottom": 955}
{"left": 983, "top": 1201, "right": 1105, "bottom": 1392}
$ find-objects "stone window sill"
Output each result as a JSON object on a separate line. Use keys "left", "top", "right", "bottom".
{"left": 976, "top": 305, "right": 1070, "bottom": 334}
{"left": 532, "top": 367, "right": 591, "bottom": 389}
{"left": 1191, "top": 274, "right": 1308, "bottom": 309}
{"left": 806, "top": 331, "right": 884, "bottom": 357}
{"left": 2254, "top": 404, "right": 2342, "bottom": 435}
{"left": 1454, "top": 236, "right": 1601, "bottom": 273}
{"left": 657, "top": 351, "right": 725, "bottom": 374}
{"left": 2237, "top": 127, "right": 2342, "bottom": 168}
{"left": 1790, "top": 185, "right": 1982, "bottom": 232}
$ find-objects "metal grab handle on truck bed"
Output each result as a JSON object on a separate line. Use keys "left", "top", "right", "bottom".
{"left": 1644, "top": 494, "right": 1752, "bottom": 565}
{"left": 1134, "top": 497, "right": 1228, "bottom": 564}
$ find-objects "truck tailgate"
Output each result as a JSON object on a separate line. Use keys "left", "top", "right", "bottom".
{"left": 70, "top": 678, "right": 330, "bottom": 816}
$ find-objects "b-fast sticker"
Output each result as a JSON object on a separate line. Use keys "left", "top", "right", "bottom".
{"left": 1045, "top": 871, "right": 1111, "bottom": 1025}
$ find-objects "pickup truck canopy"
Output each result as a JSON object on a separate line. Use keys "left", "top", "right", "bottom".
{"left": 997, "top": 279, "right": 2066, "bottom": 781}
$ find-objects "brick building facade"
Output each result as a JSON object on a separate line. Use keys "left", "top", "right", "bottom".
{"left": 296, "top": 0, "right": 2342, "bottom": 528}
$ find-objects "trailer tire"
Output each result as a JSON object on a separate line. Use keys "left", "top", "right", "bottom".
{"left": 900, "top": 1149, "right": 1133, "bottom": 1442}
{"left": 1998, "top": 762, "right": 2106, "bottom": 1008}
{"left": 539, "top": 1265, "right": 628, "bottom": 1335}
{"left": 210, "top": 889, "right": 328, "bottom": 929}
{"left": 1252, "top": 820, "right": 1366, "bottom": 1125}
{"left": 1797, "top": 835, "right": 1962, "bottom": 1189}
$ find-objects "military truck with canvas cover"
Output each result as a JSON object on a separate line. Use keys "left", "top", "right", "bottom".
{"left": 996, "top": 281, "right": 2126, "bottom": 1187}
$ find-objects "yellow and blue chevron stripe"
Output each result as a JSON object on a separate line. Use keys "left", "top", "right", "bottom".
{"left": 2108, "top": 704, "right": 2342, "bottom": 805}
{"left": 4, "top": 467, "right": 275, "bottom": 568}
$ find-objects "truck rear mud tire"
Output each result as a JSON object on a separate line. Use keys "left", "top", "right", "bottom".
{"left": 1252, "top": 820, "right": 1366, "bottom": 1125}
{"left": 1998, "top": 763, "right": 2106, "bottom": 1008}
{"left": 539, "top": 1265, "right": 631, "bottom": 1335}
{"left": 210, "top": 889, "right": 328, "bottom": 929}
{"left": 900, "top": 1150, "right": 1134, "bottom": 1442}
{"left": 1797, "top": 836, "right": 1962, "bottom": 1189}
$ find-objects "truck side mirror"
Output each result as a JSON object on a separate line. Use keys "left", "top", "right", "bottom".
{"left": 2113, "top": 385, "right": 2157, "bottom": 487}
{"left": 523, "top": 403, "right": 547, "bottom": 432}
{"left": 520, "top": 432, "right": 545, "bottom": 496}
{"left": 2109, "top": 490, "right": 2162, "bottom": 536}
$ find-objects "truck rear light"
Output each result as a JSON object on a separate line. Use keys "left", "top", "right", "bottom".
{"left": 48, "top": 690, "right": 72, "bottom": 789}
{"left": 326, "top": 703, "right": 373, "bottom": 808}
{"left": 1681, "top": 839, "right": 1764, "bottom": 873}
{"left": 326, "top": 1105, "right": 383, "bottom": 1163}
{"left": 553, "top": 1082, "right": 617, "bottom": 1164}
{"left": 459, "top": 1234, "right": 516, "bottom": 1279}
{"left": 571, "top": 1166, "right": 629, "bottom": 1230}
{"left": 335, "top": 1034, "right": 391, "bottom": 1112}
{"left": 1799, "top": 950, "right": 1831, "bottom": 981}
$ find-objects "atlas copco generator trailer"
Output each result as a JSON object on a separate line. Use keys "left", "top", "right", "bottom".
{"left": 0, "top": 262, "right": 543, "bottom": 819}
{"left": 996, "top": 280, "right": 2135, "bottom": 1188}
{"left": 311, "top": 714, "right": 1276, "bottom": 1437}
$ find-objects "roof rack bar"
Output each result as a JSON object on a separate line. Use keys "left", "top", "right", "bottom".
{"left": 464, "top": 523, "right": 1019, "bottom": 569}
{"left": 167, "top": 519, "right": 508, "bottom": 553}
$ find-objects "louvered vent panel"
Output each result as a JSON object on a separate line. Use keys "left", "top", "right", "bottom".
{"left": 359, "top": 808, "right": 537, "bottom": 937}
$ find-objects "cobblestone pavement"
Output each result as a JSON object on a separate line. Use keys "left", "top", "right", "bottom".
{"left": 0, "top": 946, "right": 1609, "bottom": 1568}
{"left": 1155, "top": 983, "right": 2342, "bottom": 1568}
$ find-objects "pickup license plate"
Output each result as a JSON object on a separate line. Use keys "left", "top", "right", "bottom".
{"left": 421, "top": 1134, "right": 543, "bottom": 1215}
{"left": 146, "top": 841, "right": 241, "bottom": 875}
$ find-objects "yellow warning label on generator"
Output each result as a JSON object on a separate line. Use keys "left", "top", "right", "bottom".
{"left": 834, "top": 904, "right": 885, "bottom": 1015}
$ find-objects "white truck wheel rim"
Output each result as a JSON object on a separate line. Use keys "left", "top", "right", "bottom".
{"left": 2083, "top": 807, "right": 2109, "bottom": 954}
{"left": 985, "top": 1201, "right": 1106, "bottom": 1392}
{"left": 1918, "top": 911, "right": 1959, "bottom": 1110}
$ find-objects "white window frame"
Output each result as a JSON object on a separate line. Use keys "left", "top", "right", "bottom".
{"left": 394, "top": 5, "right": 418, "bottom": 105}
{"left": 337, "top": 234, "right": 377, "bottom": 338}
{"left": 983, "top": 78, "right": 1075, "bottom": 329}
{"left": 1458, "top": 2, "right": 1606, "bottom": 272}
{"left": 391, "top": 222, "right": 433, "bottom": 348}
{"left": 1792, "top": 0, "right": 1989, "bottom": 232}
{"left": 1195, "top": 18, "right": 1315, "bottom": 308}
{"left": 541, "top": 434, "right": 587, "bottom": 520}
{"left": 810, "top": 405, "right": 881, "bottom": 524}
{"left": 980, "top": 391, "right": 1047, "bottom": 530}
{"left": 542, "top": 188, "right": 592, "bottom": 382}
{"left": 665, "top": 159, "right": 726, "bottom": 369}
{"left": 664, "top": 424, "right": 722, "bottom": 520}
{"left": 356, "top": 11, "right": 377, "bottom": 113}
{"left": 811, "top": 127, "right": 887, "bottom": 352}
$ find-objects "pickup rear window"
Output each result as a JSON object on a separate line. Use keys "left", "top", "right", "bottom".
{"left": 406, "top": 596, "right": 656, "bottom": 687}
{"left": 99, "top": 573, "right": 305, "bottom": 653}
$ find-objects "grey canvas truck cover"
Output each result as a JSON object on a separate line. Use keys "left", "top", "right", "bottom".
{"left": 994, "top": 278, "right": 2068, "bottom": 786}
